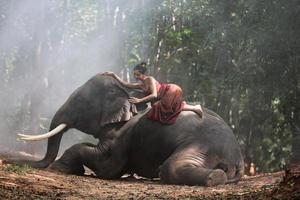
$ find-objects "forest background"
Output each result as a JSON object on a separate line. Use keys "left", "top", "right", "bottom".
{"left": 0, "top": 0, "right": 299, "bottom": 174}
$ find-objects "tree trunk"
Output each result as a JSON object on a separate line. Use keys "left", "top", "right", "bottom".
{"left": 290, "top": 135, "right": 300, "bottom": 168}
{"left": 289, "top": 56, "right": 300, "bottom": 169}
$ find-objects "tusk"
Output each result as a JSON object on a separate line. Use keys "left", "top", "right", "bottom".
{"left": 18, "top": 123, "right": 67, "bottom": 141}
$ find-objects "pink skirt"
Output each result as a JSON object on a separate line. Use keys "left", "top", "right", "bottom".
{"left": 147, "top": 83, "right": 184, "bottom": 124}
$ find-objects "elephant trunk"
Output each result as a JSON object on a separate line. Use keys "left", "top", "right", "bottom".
{"left": 23, "top": 133, "right": 64, "bottom": 168}
{"left": 34, "top": 118, "right": 68, "bottom": 168}
{"left": 17, "top": 107, "right": 71, "bottom": 168}
{"left": 5, "top": 123, "right": 68, "bottom": 168}
{"left": 38, "top": 130, "right": 65, "bottom": 168}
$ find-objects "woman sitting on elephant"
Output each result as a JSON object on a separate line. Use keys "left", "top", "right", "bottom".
{"left": 102, "top": 62, "right": 203, "bottom": 124}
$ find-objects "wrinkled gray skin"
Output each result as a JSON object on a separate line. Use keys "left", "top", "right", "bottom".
{"left": 6, "top": 74, "right": 244, "bottom": 186}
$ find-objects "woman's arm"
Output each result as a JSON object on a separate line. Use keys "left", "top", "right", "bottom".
{"left": 129, "top": 77, "right": 157, "bottom": 104}
{"left": 102, "top": 72, "right": 142, "bottom": 89}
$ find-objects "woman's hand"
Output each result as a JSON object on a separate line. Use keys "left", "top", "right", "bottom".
{"left": 101, "top": 71, "right": 116, "bottom": 77}
{"left": 128, "top": 97, "right": 142, "bottom": 104}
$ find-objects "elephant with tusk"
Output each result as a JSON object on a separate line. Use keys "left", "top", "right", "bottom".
{"left": 5, "top": 74, "right": 244, "bottom": 186}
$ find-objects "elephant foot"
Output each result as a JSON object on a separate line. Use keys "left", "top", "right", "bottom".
{"left": 49, "top": 161, "right": 85, "bottom": 176}
{"left": 206, "top": 169, "right": 227, "bottom": 187}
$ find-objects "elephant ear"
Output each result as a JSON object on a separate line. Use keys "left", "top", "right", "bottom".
{"left": 99, "top": 76, "right": 149, "bottom": 127}
{"left": 128, "top": 89, "right": 150, "bottom": 112}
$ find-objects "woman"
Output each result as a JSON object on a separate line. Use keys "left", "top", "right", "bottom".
{"left": 102, "top": 62, "right": 203, "bottom": 124}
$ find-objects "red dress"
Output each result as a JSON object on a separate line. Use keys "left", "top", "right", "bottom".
{"left": 147, "top": 82, "right": 184, "bottom": 124}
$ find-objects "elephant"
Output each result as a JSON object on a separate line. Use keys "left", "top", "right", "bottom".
{"left": 5, "top": 74, "right": 244, "bottom": 186}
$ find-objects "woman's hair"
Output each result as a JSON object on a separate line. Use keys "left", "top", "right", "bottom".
{"left": 133, "top": 62, "right": 147, "bottom": 74}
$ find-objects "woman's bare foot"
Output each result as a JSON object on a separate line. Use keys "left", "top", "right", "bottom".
{"left": 182, "top": 104, "right": 203, "bottom": 118}
{"left": 194, "top": 104, "right": 203, "bottom": 118}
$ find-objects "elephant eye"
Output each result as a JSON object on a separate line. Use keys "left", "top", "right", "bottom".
{"left": 108, "top": 89, "right": 117, "bottom": 94}
{"left": 106, "top": 88, "right": 122, "bottom": 96}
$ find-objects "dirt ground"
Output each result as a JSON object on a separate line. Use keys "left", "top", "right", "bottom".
{"left": 0, "top": 152, "right": 299, "bottom": 200}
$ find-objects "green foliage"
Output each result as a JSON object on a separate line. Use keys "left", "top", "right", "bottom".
{"left": 3, "top": 164, "right": 33, "bottom": 175}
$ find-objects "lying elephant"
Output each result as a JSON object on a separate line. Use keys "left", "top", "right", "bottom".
{"left": 6, "top": 74, "right": 244, "bottom": 186}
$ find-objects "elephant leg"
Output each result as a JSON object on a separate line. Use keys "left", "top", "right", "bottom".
{"left": 49, "top": 143, "right": 93, "bottom": 175}
{"left": 159, "top": 147, "right": 227, "bottom": 186}
{"left": 49, "top": 142, "right": 126, "bottom": 179}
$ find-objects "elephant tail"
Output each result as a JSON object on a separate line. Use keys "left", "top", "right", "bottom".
{"left": 226, "top": 161, "right": 244, "bottom": 184}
